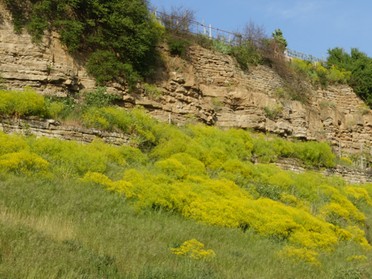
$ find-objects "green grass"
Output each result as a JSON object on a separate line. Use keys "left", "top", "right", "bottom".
{"left": 0, "top": 88, "right": 371, "bottom": 277}
{"left": 1, "top": 175, "right": 370, "bottom": 279}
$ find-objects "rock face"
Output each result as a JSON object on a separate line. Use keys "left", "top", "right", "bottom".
{"left": 0, "top": 117, "right": 130, "bottom": 146}
{"left": 0, "top": 3, "right": 96, "bottom": 96}
{"left": 146, "top": 45, "right": 371, "bottom": 161}
{"left": 0, "top": 3, "right": 371, "bottom": 160}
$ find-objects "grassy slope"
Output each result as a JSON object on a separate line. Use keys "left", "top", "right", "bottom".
{"left": 0, "top": 89, "right": 372, "bottom": 278}
{"left": 1, "top": 175, "right": 370, "bottom": 279}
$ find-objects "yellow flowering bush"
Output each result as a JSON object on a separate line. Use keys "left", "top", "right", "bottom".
{"left": 0, "top": 132, "right": 28, "bottom": 155}
{"left": 278, "top": 246, "right": 320, "bottom": 265}
{"left": 82, "top": 170, "right": 370, "bottom": 255}
{"left": 171, "top": 239, "right": 216, "bottom": 260}
{"left": 0, "top": 88, "right": 48, "bottom": 117}
{"left": 0, "top": 151, "right": 49, "bottom": 175}
{"left": 345, "top": 186, "right": 372, "bottom": 206}
{"left": 29, "top": 137, "right": 127, "bottom": 176}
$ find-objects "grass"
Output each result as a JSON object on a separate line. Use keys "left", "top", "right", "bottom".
{"left": 0, "top": 88, "right": 371, "bottom": 278}
{"left": 1, "top": 175, "right": 370, "bottom": 279}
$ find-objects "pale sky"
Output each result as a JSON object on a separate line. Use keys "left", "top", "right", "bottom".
{"left": 149, "top": 0, "right": 372, "bottom": 60}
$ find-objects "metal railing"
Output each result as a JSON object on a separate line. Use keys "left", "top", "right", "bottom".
{"left": 151, "top": 9, "right": 323, "bottom": 62}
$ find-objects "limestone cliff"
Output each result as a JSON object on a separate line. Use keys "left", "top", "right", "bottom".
{"left": 0, "top": 3, "right": 371, "bottom": 160}
{"left": 0, "top": 3, "right": 96, "bottom": 96}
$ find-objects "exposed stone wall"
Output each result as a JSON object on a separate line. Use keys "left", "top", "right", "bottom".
{"left": 0, "top": 117, "right": 130, "bottom": 146}
{"left": 0, "top": 2, "right": 95, "bottom": 95}
{"left": 184, "top": 45, "right": 371, "bottom": 158}
{"left": 276, "top": 158, "right": 372, "bottom": 184}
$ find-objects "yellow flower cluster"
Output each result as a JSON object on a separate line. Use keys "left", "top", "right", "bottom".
{"left": 170, "top": 239, "right": 216, "bottom": 260}
{"left": 0, "top": 151, "right": 49, "bottom": 175}
{"left": 83, "top": 168, "right": 371, "bottom": 256}
{"left": 278, "top": 246, "right": 320, "bottom": 265}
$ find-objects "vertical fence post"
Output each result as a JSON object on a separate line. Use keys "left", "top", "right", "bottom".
{"left": 202, "top": 20, "right": 207, "bottom": 36}
{"left": 209, "top": 24, "right": 212, "bottom": 39}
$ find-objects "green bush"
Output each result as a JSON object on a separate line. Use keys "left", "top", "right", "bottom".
{"left": 82, "top": 107, "right": 158, "bottom": 146}
{"left": 327, "top": 47, "right": 372, "bottom": 107}
{"left": 86, "top": 50, "right": 140, "bottom": 87}
{"left": 0, "top": 88, "right": 48, "bottom": 118}
{"left": 167, "top": 35, "right": 191, "bottom": 57}
{"left": 212, "top": 39, "right": 232, "bottom": 54}
{"left": 83, "top": 87, "right": 119, "bottom": 108}
{"left": 231, "top": 41, "right": 262, "bottom": 71}
{"left": 294, "top": 141, "right": 336, "bottom": 168}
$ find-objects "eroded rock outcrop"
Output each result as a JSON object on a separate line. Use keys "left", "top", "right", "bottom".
{"left": 0, "top": 3, "right": 95, "bottom": 95}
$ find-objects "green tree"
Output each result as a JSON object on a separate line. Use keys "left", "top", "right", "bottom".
{"left": 327, "top": 47, "right": 372, "bottom": 107}
{"left": 5, "top": 0, "right": 163, "bottom": 86}
{"left": 272, "top": 29, "right": 287, "bottom": 50}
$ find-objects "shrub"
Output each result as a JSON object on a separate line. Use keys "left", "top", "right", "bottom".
{"left": 171, "top": 239, "right": 216, "bottom": 260}
{"left": 82, "top": 107, "right": 158, "bottom": 146}
{"left": 167, "top": 35, "right": 191, "bottom": 58}
{"left": 0, "top": 89, "right": 48, "bottom": 118}
{"left": 0, "top": 132, "right": 28, "bottom": 156}
{"left": 83, "top": 87, "right": 119, "bottom": 108}
{"left": 212, "top": 39, "right": 232, "bottom": 54}
{"left": 278, "top": 246, "right": 320, "bottom": 265}
{"left": 294, "top": 141, "right": 336, "bottom": 168}
{"left": 86, "top": 51, "right": 140, "bottom": 87}
{"left": 142, "top": 83, "right": 162, "bottom": 99}
{"left": 327, "top": 47, "right": 372, "bottom": 108}
{"left": 46, "top": 101, "right": 66, "bottom": 119}
{"left": 231, "top": 42, "right": 262, "bottom": 71}
{"left": 29, "top": 137, "right": 127, "bottom": 177}
{"left": 263, "top": 104, "right": 283, "bottom": 120}
{"left": 0, "top": 151, "right": 49, "bottom": 175}
{"left": 160, "top": 6, "right": 195, "bottom": 34}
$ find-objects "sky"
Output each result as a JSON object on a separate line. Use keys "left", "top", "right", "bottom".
{"left": 149, "top": 0, "right": 372, "bottom": 60}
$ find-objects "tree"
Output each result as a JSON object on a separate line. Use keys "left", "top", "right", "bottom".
{"left": 272, "top": 29, "right": 287, "bottom": 51}
{"left": 327, "top": 47, "right": 351, "bottom": 70}
{"left": 327, "top": 47, "right": 372, "bottom": 107}
{"left": 4, "top": 0, "right": 164, "bottom": 85}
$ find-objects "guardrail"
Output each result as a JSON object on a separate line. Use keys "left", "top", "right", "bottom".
{"left": 151, "top": 9, "right": 323, "bottom": 62}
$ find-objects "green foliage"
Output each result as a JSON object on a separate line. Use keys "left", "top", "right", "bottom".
{"left": 143, "top": 83, "right": 162, "bottom": 99}
{"left": 83, "top": 87, "right": 119, "bottom": 108}
{"left": 212, "top": 40, "right": 232, "bottom": 54}
{"left": 82, "top": 107, "right": 158, "bottom": 146}
{"left": 291, "top": 59, "right": 351, "bottom": 87}
{"left": 86, "top": 51, "right": 140, "bottom": 88}
{"left": 263, "top": 105, "right": 283, "bottom": 120}
{"left": 251, "top": 135, "right": 336, "bottom": 168}
{"left": 5, "top": 0, "right": 163, "bottom": 85}
{"left": 272, "top": 29, "right": 287, "bottom": 50}
{"left": 167, "top": 34, "right": 191, "bottom": 57}
{"left": 0, "top": 150, "right": 49, "bottom": 175}
{"left": 231, "top": 41, "right": 262, "bottom": 70}
{"left": 0, "top": 111, "right": 371, "bottom": 274}
{"left": 327, "top": 47, "right": 372, "bottom": 107}
{"left": 0, "top": 88, "right": 48, "bottom": 118}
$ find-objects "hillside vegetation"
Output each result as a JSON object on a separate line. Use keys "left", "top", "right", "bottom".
{"left": 1, "top": 89, "right": 372, "bottom": 278}
{"left": 4, "top": 0, "right": 163, "bottom": 86}
{"left": 5, "top": 1, "right": 372, "bottom": 108}
{"left": 1, "top": 2, "right": 372, "bottom": 277}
